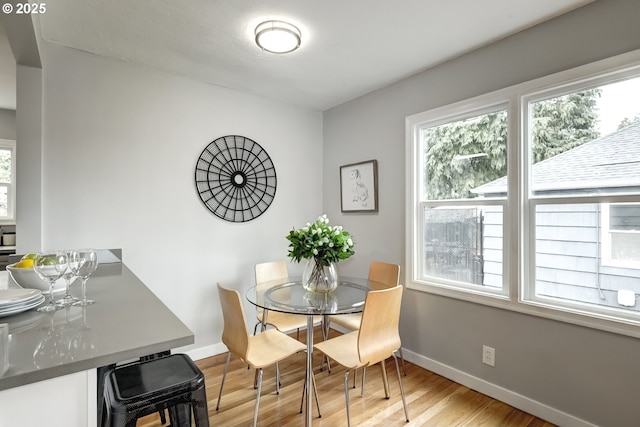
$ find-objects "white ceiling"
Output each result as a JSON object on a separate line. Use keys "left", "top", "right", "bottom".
{"left": 1, "top": 0, "right": 592, "bottom": 112}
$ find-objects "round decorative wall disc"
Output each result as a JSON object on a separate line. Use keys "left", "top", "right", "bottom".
{"left": 195, "top": 135, "right": 277, "bottom": 222}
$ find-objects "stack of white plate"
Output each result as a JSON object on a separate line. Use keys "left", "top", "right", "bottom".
{"left": 0, "top": 288, "right": 45, "bottom": 317}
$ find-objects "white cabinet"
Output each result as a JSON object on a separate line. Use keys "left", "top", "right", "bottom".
{"left": 0, "top": 370, "right": 96, "bottom": 427}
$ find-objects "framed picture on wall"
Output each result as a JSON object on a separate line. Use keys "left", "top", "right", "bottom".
{"left": 340, "top": 159, "right": 378, "bottom": 212}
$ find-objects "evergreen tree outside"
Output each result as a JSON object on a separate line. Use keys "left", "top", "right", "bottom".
{"left": 531, "top": 89, "right": 600, "bottom": 163}
{"left": 0, "top": 149, "right": 11, "bottom": 183}
{"left": 423, "top": 89, "right": 601, "bottom": 200}
{"left": 0, "top": 148, "right": 11, "bottom": 217}
{"left": 423, "top": 110, "right": 507, "bottom": 200}
{"left": 617, "top": 115, "right": 640, "bottom": 130}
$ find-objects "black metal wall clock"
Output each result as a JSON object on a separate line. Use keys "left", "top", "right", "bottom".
{"left": 195, "top": 135, "right": 277, "bottom": 222}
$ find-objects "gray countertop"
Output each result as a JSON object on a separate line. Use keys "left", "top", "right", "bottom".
{"left": 0, "top": 262, "right": 194, "bottom": 391}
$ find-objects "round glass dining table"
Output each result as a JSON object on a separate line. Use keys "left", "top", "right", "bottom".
{"left": 245, "top": 276, "right": 382, "bottom": 427}
{"left": 246, "top": 276, "right": 375, "bottom": 315}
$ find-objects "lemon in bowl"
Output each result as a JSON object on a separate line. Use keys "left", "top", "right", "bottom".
{"left": 13, "top": 258, "right": 34, "bottom": 269}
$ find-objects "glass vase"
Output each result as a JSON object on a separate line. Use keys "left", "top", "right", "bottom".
{"left": 302, "top": 258, "right": 338, "bottom": 293}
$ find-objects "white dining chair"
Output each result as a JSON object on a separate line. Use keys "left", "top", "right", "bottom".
{"left": 328, "top": 261, "right": 407, "bottom": 379}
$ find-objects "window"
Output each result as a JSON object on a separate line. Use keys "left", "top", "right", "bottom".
{"left": 413, "top": 104, "right": 508, "bottom": 296}
{"left": 407, "top": 50, "right": 640, "bottom": 335}
{"left": 601, "top": 203, "right": 640, "bottom": 268}
{"left": 0, "top": 139, "right": 16, "bottom": 223}
{"left": 525, "top": 77, "right": 640, "bottom": 318}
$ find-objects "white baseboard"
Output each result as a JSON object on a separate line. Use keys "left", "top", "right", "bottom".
{"left": 183, "top": 342, "right": 228, "bottom": 361}
{"left": 401, "top": 349, "right": 598, "bottom": 427}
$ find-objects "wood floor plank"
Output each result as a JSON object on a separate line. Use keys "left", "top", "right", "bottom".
{"left": 462, "top": 398, "right": 528, "bottom": 427}
{"left": 136, "top": 327, "right": 555, "bottom": 427}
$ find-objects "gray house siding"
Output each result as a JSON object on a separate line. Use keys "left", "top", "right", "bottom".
{"left": 481, "top": 202, "right": 640, "bottom": 311}
{"left": 481, "top": 206, "right": 502, "bottom": 288}
{"left": 535, "top": 204, "right": 600, "bottom": 294}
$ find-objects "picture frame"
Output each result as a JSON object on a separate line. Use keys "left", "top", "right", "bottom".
{"left": 340, "top": 159, "right": 378, "bottom": 212}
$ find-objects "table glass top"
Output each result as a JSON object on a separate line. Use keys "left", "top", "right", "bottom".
{"left": 246, "top": 276, "right": 383, "bottom": 315}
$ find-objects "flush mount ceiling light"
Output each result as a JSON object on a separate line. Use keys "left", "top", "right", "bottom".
{"left": 255, "top": 20, "right": 301, "bottom": 54}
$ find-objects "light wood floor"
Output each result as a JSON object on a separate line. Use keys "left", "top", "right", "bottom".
{"left": 138, "top": 327, "right": 555, "bottom": 427}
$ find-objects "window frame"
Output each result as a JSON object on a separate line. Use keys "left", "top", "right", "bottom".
{"left": 0, "top": 139, "right": 16, "bottom": 225}
{"left": 407, "top": 91, "right": 519, "bottom": 306}
{"left": 406, "top": 49, "right": 640, "bottom": 338}
{"left": 412, "top": 99, "right": 511, "bottom": 298}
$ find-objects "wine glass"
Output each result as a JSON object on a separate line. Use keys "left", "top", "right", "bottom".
{"left": 70, "top": 249, "right": 98, "bottom": 306}
{"left": 57, "top": 250, "right": 79, "bottom": 306}
{"left": 34, "top": 251, "right": 69, "bottom": 313}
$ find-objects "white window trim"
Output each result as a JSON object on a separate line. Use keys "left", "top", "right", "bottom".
{"left": 406, "top": 49, "right": 640, "bottom": 338}
{"left": 0, "top": 139, "right": 16, "bottom": 225}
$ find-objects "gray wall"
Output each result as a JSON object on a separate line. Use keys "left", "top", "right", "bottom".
{"left": 323, "top": 1, "right": 640, "bottom": 426}
{"left": 0, "top": 108, "right": 15, "bottom": 139}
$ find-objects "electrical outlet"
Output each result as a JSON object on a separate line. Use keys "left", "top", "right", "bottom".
{"left": 482, "top": 345, "right": 495, "bottom": 367}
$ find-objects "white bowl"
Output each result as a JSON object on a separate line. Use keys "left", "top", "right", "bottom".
{"left": 6, "top": 263, "right": 66, "bottom": 293}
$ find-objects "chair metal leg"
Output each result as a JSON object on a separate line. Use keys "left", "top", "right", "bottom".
{"left": 276, "top": 361, "right": 280, "bottom": 394}
{"left": 361, "top": 368, "right": 366, "bottom": 396}
{"left": 393, "top": 353, "right": 410, "bottom": 422}
{"left": 253, "top": 310, "right": 269, "bottom": 336}
{"left": 261, "top": 311, "right": 269, "bottom": 332}
{"left": 299, "top": 372, "right": 305, "bottom": 414}
{"left": 343, "top": 370, "right": 352, "bottom": 427}
{"left": 251, "top": 318, "right": 269, "bottom": 373}
{"left": 320, "top": 316, "right": 331, "bottom": 372}
{"left": 253, "top": 368, "right": 263, "bottom": 427}
{"left": 250, "top": 324, "right": 259, "bottom": 371}
{"left": 324, "top": 319, "right": 331, "bottom": 372}
{"left": 398, "top": 347, "right": 407, "bottom": 375}
{"left": 299, "top": 364, "right": 322, "bottom": 417}
{"left": 216, "top": 352, "right": 231, "bottom": 411}
{"left": 357, "top": 350, "right": 404, "bottom": 393}
{"left": 312, "top": 369, "right": 321, "bottom": 417}
{"left": 380, "top": 360, "right": 390, "bottom": 399}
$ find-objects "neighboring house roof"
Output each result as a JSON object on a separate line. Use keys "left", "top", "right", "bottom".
{"left": 473, "top": 121, "right": 640, "bottom": 196}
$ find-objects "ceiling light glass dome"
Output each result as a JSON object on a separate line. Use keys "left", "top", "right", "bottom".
{"left": 255, "top": 20, "right": 301, "bottom": 54}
